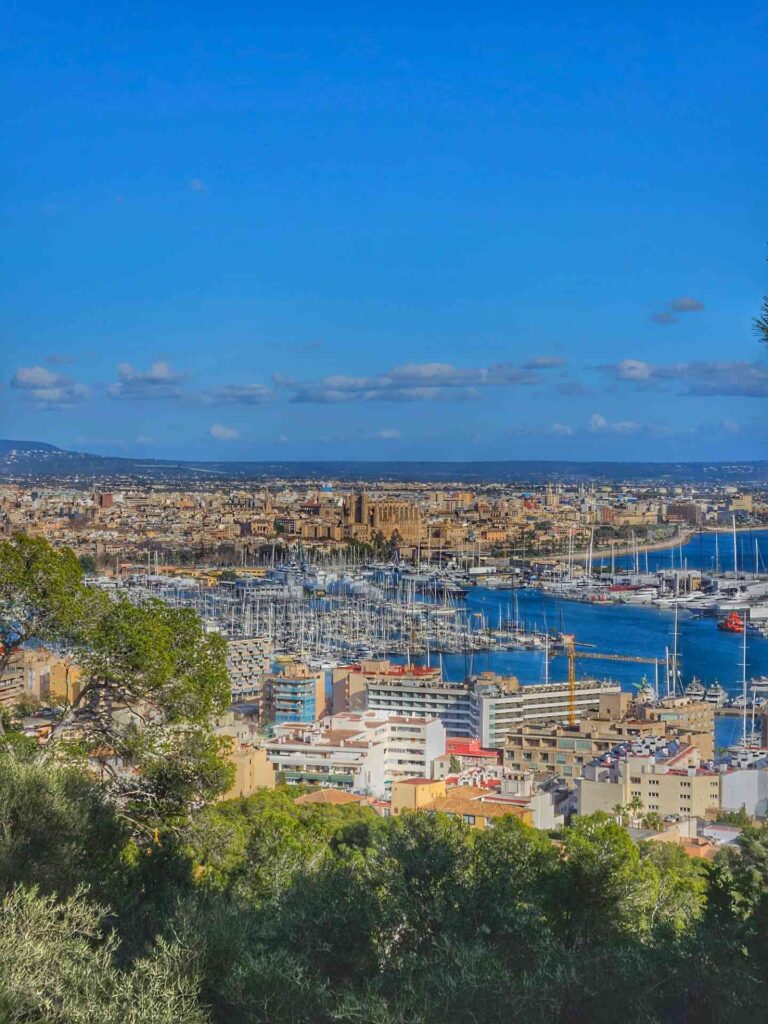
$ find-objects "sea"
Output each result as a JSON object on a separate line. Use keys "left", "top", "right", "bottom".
{"left": 406, "top": 529, "right": 768, "bottom": 751}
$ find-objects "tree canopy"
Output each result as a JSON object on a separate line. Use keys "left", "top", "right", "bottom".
{"left": 2, "top": 534, "right": 768, "bottom": 1022}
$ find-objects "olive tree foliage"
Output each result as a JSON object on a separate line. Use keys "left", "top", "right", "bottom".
{"left": 0, "top": 886, "right": 208, "bottom": 1024}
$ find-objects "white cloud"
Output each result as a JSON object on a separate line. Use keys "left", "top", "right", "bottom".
{"left": 14, "top": 366, "right": 58, "bottom": 388}
{"left": 11, "top": 365, "right": 89, "bottom": 405}
{"left": 650, "top": 297, "right": 704, "bottom": 323}
{"left": 601, "top": 360, "right": 768, "bottom": 398}
{"left": 210, "top": 423, "right": 240, "bottom": 440}
{"left": 189, "top": 178, "right": 208, "bottom": 192}
{"left": 276, "top": 358, "right": 549, "bottom": 404}
{"left": 109, "top": 361, "right": 187, "bottom": 399}
{"left": 589, "top": 413, "right": 640, "bottom": 434}
{"left": 615, "top": 359, "right": 652, "bottom": 381}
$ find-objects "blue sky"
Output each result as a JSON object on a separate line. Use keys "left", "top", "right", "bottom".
{"left": 3, "top": 1, "right": 767, "bottom": 461}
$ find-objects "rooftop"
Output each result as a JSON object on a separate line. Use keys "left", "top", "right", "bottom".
{"left": 293, "top": 789, "right": 364, "bottom": 806}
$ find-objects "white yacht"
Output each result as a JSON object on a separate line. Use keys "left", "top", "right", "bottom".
{"left": 704, "top": 682, "right": 729, "bottom": 707}
{"left": 684, "top": 678, "right": 706, "bottom": 701}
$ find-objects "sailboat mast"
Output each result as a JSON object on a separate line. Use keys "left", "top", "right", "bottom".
{"left": 733, "top": 515, "right": 738, "bottom": 575}
{"left": 741, "top": 620, "right": 748, "bottom": 746}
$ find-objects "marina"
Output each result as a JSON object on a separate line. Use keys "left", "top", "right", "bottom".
{"left": 93, "top": 530, "right": 768, "bottom": 754}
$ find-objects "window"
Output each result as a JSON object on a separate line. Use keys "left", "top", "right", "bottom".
{"left": 462, "top": 814, "right": 476, "bottom": 825}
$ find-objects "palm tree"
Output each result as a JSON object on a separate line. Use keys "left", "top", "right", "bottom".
{"left": 612, "top": 803, "right": 627, "bottom": 826}
{"left": 641, "top": 811, "right": 665, "bottom": 832}
{"left": 626, "top": 795, "right": 644, "bottom": 826}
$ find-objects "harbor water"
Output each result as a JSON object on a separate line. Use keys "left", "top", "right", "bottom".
{"left": 612, "top": 526, "right": 766, "bottom": 574}
{"left": 410, "top": 529, "right": 768, "bottom": 752}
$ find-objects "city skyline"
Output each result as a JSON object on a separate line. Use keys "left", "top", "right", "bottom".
{"left": 3, "top": 2, "right": 767, "bottom": 460}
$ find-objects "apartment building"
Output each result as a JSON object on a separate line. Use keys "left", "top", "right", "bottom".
{"left": 365, "top": 676, "right": 476, "bottom": 736}
{"left": 226, "top": 637, "right": 272, "bottom": 700}
{"left": 341, "top": 664, "right": 620, "bottom": 747}
{"left": 266, "top": 662, "right": 327, "bottom": 724}
{"left": 0, "top": 648, "right": 81, "bottom": 707}
{"left": 215, "top": 710, "right": 276, "bottom": 799}
{"left": 470, "top": 672, "right": 621, "bottom": 748}
{"left": 264, "top": 710, "right": 446, "bottom": 797}
{"left": 504, "top": 692, "right": 715, "bottom": 780}
{"left": 0, "top": 657, "right": 23, "bottom": 707}
{"left": 577, "top": 742, "right": 721, "bottom": 819}
{"left": 332, "top": 659, "right": 442, "bottom": 714}
{"left": 633, "top": 696, "right": 715, "bottom": 759}
{"left": 719, "top": 748, "right": 768, "bottom": 818}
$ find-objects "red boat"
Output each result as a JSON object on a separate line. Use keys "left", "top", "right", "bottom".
{"left": 718, "top": 612, "right": 745, "bottom": 633}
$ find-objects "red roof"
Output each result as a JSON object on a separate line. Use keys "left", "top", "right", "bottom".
{"left": 446, "top": 738, "right": 500, "bottom": 760}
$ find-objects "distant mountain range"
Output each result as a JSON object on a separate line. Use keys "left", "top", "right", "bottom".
{"left": 1, "top": 439, "right": 766, "bottom": 484}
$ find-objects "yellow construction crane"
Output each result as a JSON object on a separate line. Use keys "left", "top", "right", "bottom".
{"left": 549, "top": 637, "right": 662, "bottom": 727}
{"left": 565, "top": 634, "right": 576, "bottom": 725}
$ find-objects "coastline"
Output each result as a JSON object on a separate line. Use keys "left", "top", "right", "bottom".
{"left": 570, "top": 532, "right": 693, "bottom": 563}
{"left": 569, "top": 525, "right": 766, "bottom": 565}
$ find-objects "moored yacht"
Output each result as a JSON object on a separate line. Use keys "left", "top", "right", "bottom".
{"left": 704, "top": 682, "right": 729, "bottom": 707}
{"left": 684, "top": 678, "right": 706, "bottom": 701}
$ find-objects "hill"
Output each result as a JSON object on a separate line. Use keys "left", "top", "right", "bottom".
{"left": 1, "top": 439, "right": 766, "bottom": 484}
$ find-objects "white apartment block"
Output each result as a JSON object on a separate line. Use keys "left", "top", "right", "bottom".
{"left": 365, "top": 672, "right": 619, "bottom": 748}
{"left": 472, "top": 677, "right": 622, "bottom": 748}
{"left": 264, "top": 710, "right": 446, "bottom": 797}
{"left": 366, "top": 680, "right": 476, "bottom": 737}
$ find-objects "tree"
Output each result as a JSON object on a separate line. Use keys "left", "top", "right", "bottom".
{"left": 639, "top": 841, "right": 707, "bottom": 935}
{"left": 379, "top": 812, "right": 472, "bottom": 962}
{"left": 78, "top": 554, "right": 98, "bottom": 575}
{"left": 0, "top": 750, "right": 127, "bottom": 902}
{"left": 554, "top": 815, "right": 655, "bottom": 946}
{"left": 640, "top": 811, "right": 665, "bottom": 832}
{"left": 755, "top": 294, "right": 768, "bottom": 345}
{"left": 49, "top": 598, "right": 233, "bottom": 833}
{"left": 719, "top": 805, "right": 752, "bottom": 827}
{"left": 0, "top": 886, "right": 208, "bottom": 1024}
{"left": 0, "top": 535, "right": 105, "bottom": 680}
{"left": 467, "top": 816, "right": 558, "bottom": 957}
{"left": 626, "top": 794, "right": 644, "bottom": 826}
